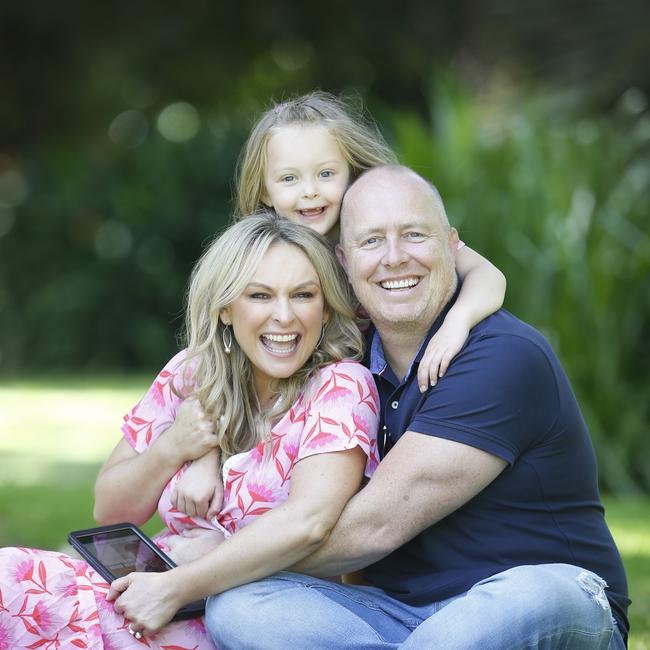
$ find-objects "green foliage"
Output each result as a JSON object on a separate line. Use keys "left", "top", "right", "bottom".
{"left": 391, "top": 77, "right": 650, "bottom": 494}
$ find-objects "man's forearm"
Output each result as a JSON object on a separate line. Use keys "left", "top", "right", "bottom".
{"left": 290, "top": 483, "right": 392, "bottom": 577}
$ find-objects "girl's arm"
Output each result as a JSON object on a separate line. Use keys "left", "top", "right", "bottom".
{"left": 108, "top": 445, "right": 367, "bottom": 633}
{"left": 417, "top": 243, "right": 506, "bottom": 391}
{"left": 171, "top": 448, "right": 223, "bottom": 519}
{"left": 94, "top": 397, "right": 218, "bottom": 525}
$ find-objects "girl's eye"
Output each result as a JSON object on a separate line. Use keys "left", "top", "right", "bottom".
{"left": 280, "top": 175, "right": 296, "bottom": 183}
{"left": 319, "top": 170, "right": 333, "bottom": 178}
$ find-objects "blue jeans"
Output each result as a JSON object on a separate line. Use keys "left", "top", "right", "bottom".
{"left": 205, "top": 564, "right": 625, "bottom": 649}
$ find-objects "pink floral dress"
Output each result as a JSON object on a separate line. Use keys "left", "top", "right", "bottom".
{"left": 0, "top": 354, "right": 379, "bottom": 649}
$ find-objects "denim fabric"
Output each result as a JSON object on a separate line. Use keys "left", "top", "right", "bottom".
{"left": 205, "top": 564, "right": 625, "bottom": 649}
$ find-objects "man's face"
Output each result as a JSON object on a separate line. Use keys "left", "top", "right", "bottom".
{"left": 337, "top": 171, "right": 457, "bottom": 333}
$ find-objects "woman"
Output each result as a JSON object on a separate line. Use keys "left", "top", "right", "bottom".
{"left": 0, "top": 212, "right": 379, "bottom": 649}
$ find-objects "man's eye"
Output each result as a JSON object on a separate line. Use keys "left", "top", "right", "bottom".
{"left": 406, "top": 231, "right": 426, "bottom": 240}
{"left": 362, "top": 237, "right": 379, "bottom": 247}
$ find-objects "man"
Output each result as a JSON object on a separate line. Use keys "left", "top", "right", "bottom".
{"left": 205, "top": 166, "right": 629, "bottom": 649}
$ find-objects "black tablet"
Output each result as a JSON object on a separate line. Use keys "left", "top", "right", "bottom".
{"left": 68, "top": 522, "right": 205, "bottom": 620}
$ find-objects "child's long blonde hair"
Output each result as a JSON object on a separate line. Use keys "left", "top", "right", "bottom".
{"left": 235, "top": 91, "right": 397, "bottom": 218}
{"left": 181, "top": 211, "right": 363, "bottom": 461}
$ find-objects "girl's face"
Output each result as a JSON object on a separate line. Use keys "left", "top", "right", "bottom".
{"left": 262, "top": 124, "right": 351, "bottom": 238}
{"left": 221, "top": 242, "right": 327, "bottom": 406}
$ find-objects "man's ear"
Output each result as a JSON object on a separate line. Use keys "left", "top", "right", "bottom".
{"left": 335, "top": 243, "right": 350, "bottom": 279}
{"left": 449, "top": 227, "right": 460, "bottom": 254}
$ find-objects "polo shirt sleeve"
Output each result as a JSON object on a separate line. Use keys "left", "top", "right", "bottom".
{"left": 408, "top": 331, "right": 561, "bottom": 465}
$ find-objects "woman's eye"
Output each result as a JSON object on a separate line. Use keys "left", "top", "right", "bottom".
{"left": 250, "top": 293, "right": 270, "bottom": 300}
{"left": 294, "top": 291, "right": 314, "bottom": 300}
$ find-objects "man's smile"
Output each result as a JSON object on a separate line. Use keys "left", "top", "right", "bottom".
{"left": 379, "top": 276, "right": 421, "bottom": 291}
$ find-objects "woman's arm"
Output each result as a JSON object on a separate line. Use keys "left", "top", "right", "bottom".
{"left": 94, "top": 397, "right": 219, "bottom": 525}
{"left": 108, "top": 446, "right": 367, "bottom": 633}
{"left": 417, "top": 244, "right": 506, "bottom": 390}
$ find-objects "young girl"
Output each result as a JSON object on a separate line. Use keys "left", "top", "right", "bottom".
{"left": 173, "top": 91, "right": 507, "bottom": 521}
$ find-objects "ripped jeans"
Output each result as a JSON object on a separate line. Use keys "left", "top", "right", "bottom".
{"left": 206, "top": 564, "right": 625, "bottom": 649}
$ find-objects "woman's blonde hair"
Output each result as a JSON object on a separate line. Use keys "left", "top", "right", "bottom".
{"left": 235, "top": 90, "right": 397, "bottom": 217}
{"left": 180, "top": 211, "right": 363, "bottom": 461}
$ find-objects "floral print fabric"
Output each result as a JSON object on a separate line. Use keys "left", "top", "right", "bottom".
{"left": 0, "top": 355, "right": 379, "bottom": 649}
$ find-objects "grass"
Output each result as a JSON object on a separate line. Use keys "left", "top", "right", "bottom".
{"left": 1, "top": 377, "right": 649, "bottom": 648}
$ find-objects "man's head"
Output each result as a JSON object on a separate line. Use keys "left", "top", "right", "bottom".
{"left": 337, "top": 165, "right": 458, "bottom": 336}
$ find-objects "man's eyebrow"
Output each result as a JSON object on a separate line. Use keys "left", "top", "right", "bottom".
{"left": 353, "top": 221, "right": 431, "bottom": 240}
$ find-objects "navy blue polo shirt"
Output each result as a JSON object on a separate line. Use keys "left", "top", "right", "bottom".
{"left": 363, "top": 294, "right": 630, "bottom": 638}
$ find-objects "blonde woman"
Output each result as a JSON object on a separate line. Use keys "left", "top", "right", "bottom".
{"left": 0, "top": 212, "right": 379, "bottom": 649}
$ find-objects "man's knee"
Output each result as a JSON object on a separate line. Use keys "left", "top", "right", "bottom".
{"left": 480, "top": 564, "right": 614, "bottom": 637}
{"left": 486, "top": 563, "right": 609, "bottom": 605}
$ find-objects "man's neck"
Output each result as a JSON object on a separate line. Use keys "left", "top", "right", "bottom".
{"left": 377, "top": 324, "right": 430, "bottom": 381}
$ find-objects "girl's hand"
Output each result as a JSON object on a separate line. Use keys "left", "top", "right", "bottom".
{"left": 166, "top": 528, "right": 226, "bottom": 565}
{"left": 163, "top": 397, "right": 218, "bottom": 463}
{"left": 417, "top": 313, "right": 470, "bottom": 392}
{"left": 108, "top": 571, "right": 182, "bottom": 636}
{"left": 172, "top": 453, "right": 224, "bottom": 519}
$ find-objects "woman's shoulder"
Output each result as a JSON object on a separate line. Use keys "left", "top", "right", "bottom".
{"left": 301, "top": 360, "right": 375, "bottom": 403}
{"left": 315, "top": 359, "right": 372, "bottom": 382}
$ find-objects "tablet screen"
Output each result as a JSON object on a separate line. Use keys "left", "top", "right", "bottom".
{"left": 75, "top": 528, "right": 171, "bottom": 578}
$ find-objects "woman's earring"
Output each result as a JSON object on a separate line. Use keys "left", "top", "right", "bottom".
{"left": 222, "top": 325, "right": 233, "bottom": 354}
{"left": 316, "top": 324, "right": 325, "bottom": 350}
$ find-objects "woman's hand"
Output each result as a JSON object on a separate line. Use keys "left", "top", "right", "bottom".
{"left": 166, "top": 528, "right": 226, "bottom": 565}
{"left": 107, "top": 571, "right": 183, "bottom": 636}
{"left": 163, "top": 397, "right": 218, "bottom": 463}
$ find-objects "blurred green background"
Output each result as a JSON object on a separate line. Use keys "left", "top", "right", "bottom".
{"left": 1, "top": 0, "right": 649, "bottom": 645}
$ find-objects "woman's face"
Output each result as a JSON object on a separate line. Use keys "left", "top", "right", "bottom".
{"left": 222, "top": 242, "right": 328, "bottom": 405}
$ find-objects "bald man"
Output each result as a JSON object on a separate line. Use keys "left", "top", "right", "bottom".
{"left": 205, "top": 166, "right": 629, "bottom": 650}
